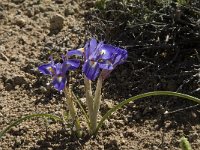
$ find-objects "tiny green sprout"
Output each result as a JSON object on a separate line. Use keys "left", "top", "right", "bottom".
{"left": 180, "top": 136, "right": 192, "bottom": 150}
{"left": 95, "top": 0, "right": 108, "bottom": 10}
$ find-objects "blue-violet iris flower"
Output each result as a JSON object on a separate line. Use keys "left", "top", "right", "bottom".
{"left": 38, "top": 57, "right": 80, "bottom": 91}
{"left": 67, "top": 38, "right": 127, "bottom": 80}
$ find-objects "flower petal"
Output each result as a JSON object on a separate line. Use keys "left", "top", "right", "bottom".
{"left": 54, "top": 63, "right": 63, "bottom": 75}
{"left": 98, "top": 60, "right": 114, "bottom": 70}
{"left": 85, "top": 38, "right": 97, "bottom": 59}
{"left": 89, "top": 38, "right": 98, "bottom": 52}
{"left": 67, "top": 48, "right": 84, "bottom": 57}
{"left": 99, "top": 44, "right": 115, "bottom": 60}
{"left": 83, "top": 60, "right": 100, "bottom": 80}
{"left": 38, "top": 63, "right": 55, "bottom": 75}
{"left": 89, "top": 42, "right": 104, "bottom": 61}
{"left": 113, "top": 48, "right": 128, "bottom": 65}
{"left": 52, "top": 75, "right": 67, "bottom": 91}
{"left": 64, "top": 59, "right": 80, "bottom": 70}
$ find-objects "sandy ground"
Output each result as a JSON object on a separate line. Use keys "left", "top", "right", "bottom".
{"left": 0, "top": 0, "right": 200, "bottom": 149}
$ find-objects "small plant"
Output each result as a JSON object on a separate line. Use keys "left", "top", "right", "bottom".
{"left": 95, "top": 0, "right": 108, "bottom": 10}
{"left": 180, "top": 136, "right": 192, "bottom": 150}
{"left": 1, "top": 38, "right": 200, "bottom": 139}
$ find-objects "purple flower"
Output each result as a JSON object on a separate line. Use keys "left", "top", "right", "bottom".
{"left": 67, "top": 38, "right": 127, "bottom": 80}
{"left": 38, "top": 57, "right": 80, "bottom": 91}
{"left": 84, "top": 38, "right": 127, "bottom": 80}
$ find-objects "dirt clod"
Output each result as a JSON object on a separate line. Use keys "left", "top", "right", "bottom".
{"left": 13, "top": 75, "right": 27, "bottom": 86}
{"left": 50, "top": 13, "right": 64, "bottom": 33}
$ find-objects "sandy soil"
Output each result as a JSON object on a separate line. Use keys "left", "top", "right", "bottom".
{"left": 0, "top": 0, "right": 200, "bottom": 150}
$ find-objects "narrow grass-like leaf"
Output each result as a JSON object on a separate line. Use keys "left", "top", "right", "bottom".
{"left": 71, "top": 91, "right": 90, "bottom": 127}
{"left": 0, "top": 113, "right": 62, "bottom": 139}
{"left": 95, "top": 91, "right": 200, "bottom": 134}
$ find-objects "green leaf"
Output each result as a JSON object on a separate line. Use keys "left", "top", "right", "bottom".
{"left": 0, "top": 113, "right": 62, "bottom": 139}
{"left": 71, "top": 91, "right": 90, "bottom": 128}
{"left": 94, "top": 91, "right": 200, "bottom": 135}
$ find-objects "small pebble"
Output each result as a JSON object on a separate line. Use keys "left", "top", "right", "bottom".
{"left": 164, "top": 120, "right": 172, "bottom": 128}
{"left": 14, "top": 17, "right": 26, "bottom": 27}
{"left": 64, "top": 4, "right": 75, "bottom": 16}
{"left": 152, "top": 146, "right": 159, "bottom": 150}
{"left": 104, "top": 99, "right": 114, "bottom": 109}
{"left": 0, "top": 46, "right": 6, "bottom": 52}
{"left": 114, "top": 120, "right": 124, "bottom": 127}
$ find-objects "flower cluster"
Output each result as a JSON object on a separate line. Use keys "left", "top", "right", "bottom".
{"left": 38, "top": 56, "right": 80, "bottom": 91}
{"left": 38, "top": 38, "right": 127, "bottom": 91}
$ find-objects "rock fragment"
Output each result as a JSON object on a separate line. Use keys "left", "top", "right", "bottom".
{"left": 104, "top": 99, "right": 114, "bottom": 109}
{"left": 65, "top": 4, "right": 75, "bottom": 16}
{"left": 0, "top": 46, "right": 5, "bottom": 51}
{"left": 50, "top": 13, "right": 64, "bottom": 33}
{"left": 14, "top": 17, "right": 26, "bottom": 27}
{"left": 0, "top": 52, "right": 9, "bottom": 61}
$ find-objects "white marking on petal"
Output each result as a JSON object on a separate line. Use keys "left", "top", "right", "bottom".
{"left": 100, "top": 49, "right": 106, "bottom": 55}
{"left": 57, "top": 76, "right": 63, "bottom": 82}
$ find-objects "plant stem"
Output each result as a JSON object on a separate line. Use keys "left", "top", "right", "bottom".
{"left": 91, "top": 76, "right": 103, "bottom": 134}
{"left": 64, "top": 86, "right": 81, "bottom": 137}
{"left": 84, "top": 76, "right": 94, "bottom": 132}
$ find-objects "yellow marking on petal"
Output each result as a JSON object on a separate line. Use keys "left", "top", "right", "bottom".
{"left": 47, "top": 67, "right": 54, "bottom": 74}
{"left": 78, "top": 48, "right": 84, "bottom": 52}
